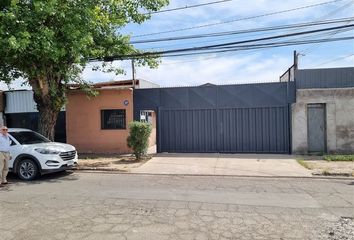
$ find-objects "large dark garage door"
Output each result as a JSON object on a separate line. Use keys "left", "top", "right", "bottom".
{"left": 134, "top": 82, "right": 295, "bottom": 154}
{"left": 159, "top": 106, "right": 289, "bottom": 153}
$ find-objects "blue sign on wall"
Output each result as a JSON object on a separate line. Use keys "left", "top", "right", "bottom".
{"left": 123, "top": 100, "right": 129, "bottom": 106}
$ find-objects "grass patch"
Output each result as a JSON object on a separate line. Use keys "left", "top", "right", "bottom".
{"left": 297, "top": 159, "right": 312, "bottom": 169}
{"left": 324, "top": 155, "right": 354, "bottom": 162}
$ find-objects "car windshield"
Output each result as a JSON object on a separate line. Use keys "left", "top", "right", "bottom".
{"left": 10, "top": 131, "right": 51, "bottom": 145}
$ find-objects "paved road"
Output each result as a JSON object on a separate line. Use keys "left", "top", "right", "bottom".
{"left": 0, "top": 172, "right": 353, "bottom": 240}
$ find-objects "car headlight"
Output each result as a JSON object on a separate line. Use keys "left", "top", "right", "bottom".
{"left": 35, "top": 148, "right": 60, "bottom": 154}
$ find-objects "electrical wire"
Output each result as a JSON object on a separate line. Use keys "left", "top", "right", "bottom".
{"left": 92, "top": 24, "right": 354, "bottom": 60}
{"left": 143, "top": 0, "right": 232, "bottom": 15}
{"left": 132, "top": 0, "right": 346, "bottom": 38}
{"left": 299, "top": 0, "right": 354, "bottom": 54}
{"left": 130, "top": 17, "right": 354, "bottom": 44}
{"left": 158, "top": 37, "right": 354, "bottom": 58}
{"left": 312, "top": 53, "right": 354, "bottom": 67}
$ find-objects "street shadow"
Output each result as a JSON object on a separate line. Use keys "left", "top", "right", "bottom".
{"left": 348, "top": 182, "right": 354, "bottom": 186}
{"left": 5, "top": 170, "right": 79, "bottom": 187}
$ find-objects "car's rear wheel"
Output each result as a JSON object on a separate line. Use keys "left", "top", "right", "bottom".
{"left": 17, "top": 159, "right": 39, "bottom": 181}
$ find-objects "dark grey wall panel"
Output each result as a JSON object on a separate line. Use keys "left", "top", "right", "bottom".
{"left": 218, "top": 107, "right": 289, "bottom": 153}
{"left": 189, "top": 86, "right": 217, "bottom": 109}
{"left": 134, "top": 82, "right": 295, "bottom": 116}
{"left": 135, "top": 82, "right": 293, "bottom": 154}
{"left": 159, "top": 107, "right": 289, "bottom": 153}
{"left": 296, "top": 68, "right": 354, "bottom": 89}
{"left": 159, "top": 109, "right": 218, "bottom": 153}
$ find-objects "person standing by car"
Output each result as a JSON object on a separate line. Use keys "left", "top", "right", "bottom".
{"left": 0, "top": 126, "right": 11, "bottom": 187}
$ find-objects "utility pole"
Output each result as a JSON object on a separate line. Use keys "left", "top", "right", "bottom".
{"left": 294, "top": 50, "right": 298, "bottom": 70}
{"left": 131, "top": 59, "right": 136, "bottom": 88}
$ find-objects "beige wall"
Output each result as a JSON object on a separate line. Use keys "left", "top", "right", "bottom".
{"left": 66, "top": 89, "right": 133, "bottom": 153}
{"left": 148, "top": 111, "right": 157, "bottom": 147}
{"left": 292, "top": 88, "right": 354, "bottom": 154}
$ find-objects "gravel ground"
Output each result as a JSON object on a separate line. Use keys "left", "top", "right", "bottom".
{"left": 320, "top": 217, "right": 354, "bottom": 240}
{"left": 299, "top": 160, "right": 354, "bottom": 177}
{"left": 76, "top": 156, "right": 151, "bottom": 171}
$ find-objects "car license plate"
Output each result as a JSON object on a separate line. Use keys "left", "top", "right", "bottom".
{"left": 67, "top": 160, "right": 74, "bottom": 166}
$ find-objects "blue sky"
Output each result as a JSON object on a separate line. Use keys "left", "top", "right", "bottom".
{"left": 3, "top": 0, "right": 354, "bottom": 89}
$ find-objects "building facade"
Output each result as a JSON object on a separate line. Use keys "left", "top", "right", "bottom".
{"left": 66, "top": 79, "right": 157, "bottom": 153}
{"left": 291, "top": 68, "right": 354, "bottom": 154}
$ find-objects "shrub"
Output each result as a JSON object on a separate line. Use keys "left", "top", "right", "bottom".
{"left": 324, "top": 155, "right": 354, "bottom": 161}
{"left": 127, "top": 121, "right": 152, "bottom": 160}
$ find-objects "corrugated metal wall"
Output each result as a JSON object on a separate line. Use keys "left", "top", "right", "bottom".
{"left": 218, "top": 107, "right": 289, "bottom": 153}
{"left": 4, "top": 90, "right": 66, "bottom": 113}
{"left": 159, "top": 106, "right": 289, "bottom": 153}
{"left": 5, "top": 90, "right": 37, "bottom": 113}
{"left": 135, "top": 82, "right": 295, "bottom": 153}
{"left": 296, "top": 67, "right": 354, "bottom": 89}
{"left": 159, "top": 109, "right": 218, "bottom": 153}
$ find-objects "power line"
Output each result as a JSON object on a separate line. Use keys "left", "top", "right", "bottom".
{"left": 144, "top": 0, "right": 232, "bottom": 15}
{"left": 89, "top": 24, "right": 354, "bottom": 61}
{"left": 299, "top": 0, "right": 354, "bottom": 54}
{"left": 312, "top": 53, "right": 354, "bottom": 67}
{"left": 155, "top": 29, "right": 353, "bottom": 65}
{"left": 130, "top": 17, "right": 354, "bottom": 44}
{"left": 159, "top": 37, "right": 354, "bottom": 58}
{"left": 137, "top": 18, "right": 354, "bottom": 51}
{"left": 132, "top": 0, "right": 346, "bottom": 38}
{"left": 97, "top": 24, "right": 354, "bottom": 60}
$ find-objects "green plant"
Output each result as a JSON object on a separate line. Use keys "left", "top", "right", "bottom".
{"left": 324, "top": 155, "right": 354, "bottom": 161}
{"left": 127, "top": 121, "right": 152, "bottom": 160}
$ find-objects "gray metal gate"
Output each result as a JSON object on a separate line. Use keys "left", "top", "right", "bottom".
{"left": 134, "top": 82, "right": 295, "bottom": 154}
{"left": 159, "top": 106, "right": 289, "bottom": 153}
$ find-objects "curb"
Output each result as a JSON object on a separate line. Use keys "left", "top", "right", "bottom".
{"left": 72, "top": 168, "right": 354, "bottom": 180}
{"left": 312, "top": 172, "right": 354, "bottom": 177}
{"left": 72, "top": 167, "right": 127, "bottom": 173}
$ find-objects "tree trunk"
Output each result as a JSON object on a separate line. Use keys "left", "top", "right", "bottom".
{"left": 30, "top": 73, "right": 65, "bottom": 142}
{"left": 38, "top": 104, "right": 59, "bottom": 141}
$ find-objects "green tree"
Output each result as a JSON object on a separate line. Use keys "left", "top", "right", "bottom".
{"left": 0, "top": 0, "right": 168, "bottom": 140}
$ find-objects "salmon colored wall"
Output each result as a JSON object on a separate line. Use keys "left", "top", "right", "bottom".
{"left": 66, "top": 89, "right": 133, "bottom": 153}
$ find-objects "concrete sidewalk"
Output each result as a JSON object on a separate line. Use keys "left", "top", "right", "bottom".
{"left": 131, "top": 153, "right": 312, "bottom": 177}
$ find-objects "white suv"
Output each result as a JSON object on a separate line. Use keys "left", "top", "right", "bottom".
{"left": 7, "top": 128, "right": 78, "bottom": 181}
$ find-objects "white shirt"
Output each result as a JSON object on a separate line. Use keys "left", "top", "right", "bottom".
{"left": 0, "top": 134, "right": 11, "bottom": 152}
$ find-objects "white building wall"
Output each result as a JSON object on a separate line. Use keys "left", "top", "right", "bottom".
{"left": 137, "top": 79, "right": 160, "bottom": 89}
{"left": 5, "top": 90, "right": 38, "bottom": 113}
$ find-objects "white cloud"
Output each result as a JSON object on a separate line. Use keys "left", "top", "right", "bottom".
{"left": 136, "top": 52, "right": 292, "bottom": 86}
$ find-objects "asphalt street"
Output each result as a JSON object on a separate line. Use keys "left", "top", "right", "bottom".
{"left": 0, "top": 172, "right": 353, "bottom": 240}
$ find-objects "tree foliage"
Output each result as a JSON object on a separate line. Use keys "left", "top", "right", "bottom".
{"left": 0, "top": 0, "right": 168, "bottom": 139}
{"left": 127, "top": 121, "right": 152, "bottom": 160}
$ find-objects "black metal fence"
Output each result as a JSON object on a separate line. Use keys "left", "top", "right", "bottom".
{"left": 5, "top": 112, "right": 66, "bottom": 142}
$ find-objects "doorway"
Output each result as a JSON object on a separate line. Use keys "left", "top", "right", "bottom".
{"left": 307, "top": 104, "right": 326, "bottom": 153}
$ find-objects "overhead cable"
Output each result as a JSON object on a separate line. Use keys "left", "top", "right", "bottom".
{"left": 133, "top": 0, "right": 346, "bottom": 38}
{"left": 144, "top": 0, "right": 232, "bottom": 15}
{"left": 90, "top": 24, "right": 354, "bottom": 61}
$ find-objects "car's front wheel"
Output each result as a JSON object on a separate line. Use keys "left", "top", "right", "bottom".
{"left": 17, "top": 159, "right": 39, "bottom": 181}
